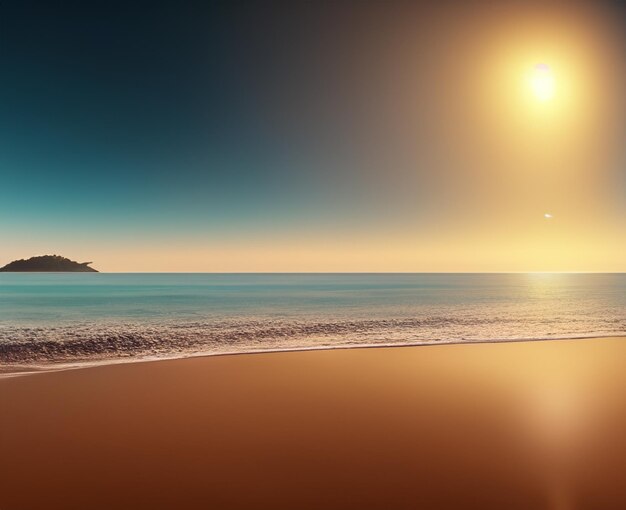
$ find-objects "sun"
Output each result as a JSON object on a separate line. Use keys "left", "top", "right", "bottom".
{"left": 529, "top": 63, "right": 556, "bottom": 101}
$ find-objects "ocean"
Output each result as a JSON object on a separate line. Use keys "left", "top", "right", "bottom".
{"left": 0, "top": 273, "right": 624, "bottom": 373}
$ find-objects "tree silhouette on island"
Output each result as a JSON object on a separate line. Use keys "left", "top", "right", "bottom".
{"left": 0, "top": 255, "right": 98, "bottom": 272}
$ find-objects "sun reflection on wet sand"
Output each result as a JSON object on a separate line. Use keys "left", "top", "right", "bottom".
{"left": 483, "top": 338, "right": 622, "bottom": 509}
{"left": 525, "top": 375, "right": 588, "bottom": 510}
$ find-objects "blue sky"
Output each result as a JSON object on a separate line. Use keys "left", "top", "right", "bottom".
{"left": 1, "top": 0, "right": 624, "bottom": 271}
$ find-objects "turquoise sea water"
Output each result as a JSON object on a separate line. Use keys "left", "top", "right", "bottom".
{"left": 0, "top": 273, "right": 624, "bottom": 372}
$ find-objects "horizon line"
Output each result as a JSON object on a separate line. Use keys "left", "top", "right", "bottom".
{"left": 2, "top": 271, "right": 623, "bottom": 275}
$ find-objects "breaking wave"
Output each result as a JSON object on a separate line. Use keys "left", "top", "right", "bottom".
{"left": 1, "top": 315, "right": 624, "bottom": 372}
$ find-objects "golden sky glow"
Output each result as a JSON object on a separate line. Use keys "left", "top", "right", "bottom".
{"left": 1, "top": 0, "right": 624, "bottom": 272}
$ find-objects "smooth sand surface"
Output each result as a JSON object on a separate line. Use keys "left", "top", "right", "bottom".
{"left": 2, "top": 338, "right": 626, "bottom": 510}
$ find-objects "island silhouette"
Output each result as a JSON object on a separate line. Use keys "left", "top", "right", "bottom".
{"left": 0, "top": 255, "right": 98, "bottom": 272}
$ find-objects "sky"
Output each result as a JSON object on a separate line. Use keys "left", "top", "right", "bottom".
{"left": 0, "top": 0, "right": 624, "bottom": 272}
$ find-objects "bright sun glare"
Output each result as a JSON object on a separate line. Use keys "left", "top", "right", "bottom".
{"left": 529, "top": 63, "right": 556, "bottom": 101}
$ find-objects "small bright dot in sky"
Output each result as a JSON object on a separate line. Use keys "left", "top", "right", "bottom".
{"left": 544, "top": 213, "right": 553, "bottom": 219}
{"left": 530, "top": 64, "right": 556, "bottom": 101}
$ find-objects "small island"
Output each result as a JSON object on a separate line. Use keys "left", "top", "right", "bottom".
{"left": 0, "top": 255, "right": 99, "bottom": 272}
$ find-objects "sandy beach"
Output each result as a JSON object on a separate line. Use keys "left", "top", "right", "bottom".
{"left": 2, "top": 337, "right": 626, "bottom": 510}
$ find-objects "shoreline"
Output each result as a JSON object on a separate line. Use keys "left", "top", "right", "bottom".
{"left": 2, "top": 333, "right": 625, "bottom": 379}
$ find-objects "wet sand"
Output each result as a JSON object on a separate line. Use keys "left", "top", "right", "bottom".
{"left": 2, "top": 337, "right": 626, "bottom": 510}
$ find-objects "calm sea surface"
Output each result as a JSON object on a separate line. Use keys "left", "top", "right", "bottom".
{"left": 0, "top": 273, "right": 624, "bottom": 372}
